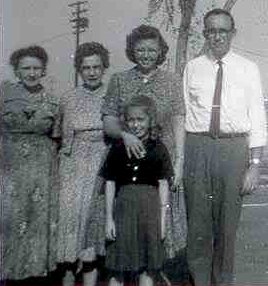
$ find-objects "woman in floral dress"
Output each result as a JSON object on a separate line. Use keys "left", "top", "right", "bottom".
{"left": 102, "top": 25, "right": 187, "bottom": 260}
{"left": 57, "top": 42, "right": 110, "bottom": 286}
{"left": 0, "top": 45, "right": 60, "bottom": 281}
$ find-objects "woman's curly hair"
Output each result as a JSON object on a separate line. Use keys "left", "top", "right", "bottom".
{"left": 74, "top": 42, "right": 110, "bottom": 72}
{"left": 126, "top": 24, "right": 169, "bottom": 66}
{"left": 123, "top": 95, "right": 161, "bottom": 140}
{"left": 9, "top": 45, "right": 48, "bottom": 71}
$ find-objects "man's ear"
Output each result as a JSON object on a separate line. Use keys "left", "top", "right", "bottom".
{"left": 231, "top": 28, "right": 237, "bottom": 38}
{"left": 14, "top": 70, "right": 20, "bottom": 80}
{"left": 42, "top": 68, "right": 47, "bottom": 77}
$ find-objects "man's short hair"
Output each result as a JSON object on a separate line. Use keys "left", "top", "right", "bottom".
{"left": 204, "top": 8, "right": 235, "bottom": 30}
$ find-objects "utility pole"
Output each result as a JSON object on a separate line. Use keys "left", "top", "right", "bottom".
{"left": 68, "top": 1, "right": 89, "bottom": 87}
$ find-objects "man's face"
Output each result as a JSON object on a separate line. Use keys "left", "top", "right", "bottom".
{"left": 203, "top": 13, "right": 235, "bottom": 59}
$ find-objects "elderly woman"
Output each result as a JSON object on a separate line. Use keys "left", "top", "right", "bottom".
{"left": 0, "top": 45, "right": 59, "bottom": 280}
{"left": 102, "top": 25, "right": 186, "bottom": 260}
{"left": 57, "top": 42, "right": 110, "bottom": 286}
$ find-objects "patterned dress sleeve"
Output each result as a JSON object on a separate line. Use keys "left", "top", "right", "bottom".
{"left": 50, "top": 95, "right": 61, "bottom": 139}
{"left": 59, "top": 93, "right": 75, "bottom": 155}
{"left": 1, "top": 82, "right": 31, "bottom": 131}
{"left": 0, "top": 82, "right": 4, "bottom": 132}
{"left": 101, "top": 73, "right": 121, "bottom": 117}
{"left": 0, "top": 82, "right": 4, "bottom": 144}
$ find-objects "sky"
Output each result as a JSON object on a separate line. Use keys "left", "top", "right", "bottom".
{"left": 1, "top": 0, "right": 268, "bottom": 96}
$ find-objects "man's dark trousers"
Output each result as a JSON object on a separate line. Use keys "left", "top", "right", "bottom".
{"left": 183, "top": 133, "right": 248, "bottom": 286}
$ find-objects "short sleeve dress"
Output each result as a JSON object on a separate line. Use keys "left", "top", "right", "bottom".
{"left": 57, "top": 84, "right": 108, "bottom": 264}
{"left": 101, "top": 139, "right": 173, "bottom": 275}
{"left": 102, "top": 67, "right": 185, "bottom": 161}
{"left": 102, "top": 67, "right": 187, "bottom": 258}
{"left": 0, "top": 81, "right": 60, "bottom": 280}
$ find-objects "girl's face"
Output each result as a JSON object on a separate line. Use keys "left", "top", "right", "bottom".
{"left": 80, "top": 54, "right": 104, "bottom": 89}
{"left": 16, "top": 56, "right": 44, "bottom": 88}
{"left": 133, "top": 38, "right": 160, "bottom": 74}
{"left": 126, "top": 106, "right": 150, "bottom": 141}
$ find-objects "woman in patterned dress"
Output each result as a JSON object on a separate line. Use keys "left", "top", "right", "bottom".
{"left": 0, "top": 46, "right": 60, "bottom": 281}
{"left": 102, "top": 25, "right": 187, "bottom": 260}
{"left": 57, "top": 42, "right": 109, "bottom": 286}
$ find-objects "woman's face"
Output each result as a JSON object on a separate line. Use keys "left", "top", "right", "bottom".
{"left": 126, "top": 106, "right": 150, "bottom": 141}
{"left": 16, "top": 56, "right": 44, "bottom": 87}
{"left": 133, "top": 38, "right": 160, "bottom": 74}
{"left": 80, "top": 55, "right": 104, "bottom": 88}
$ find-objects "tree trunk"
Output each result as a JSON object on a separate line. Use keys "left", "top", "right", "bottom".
{"left": 224, "top": 0, "right": 239, "bottom": 11}
{"left": 175, "top": 0, "right": 197, "bottom": 77}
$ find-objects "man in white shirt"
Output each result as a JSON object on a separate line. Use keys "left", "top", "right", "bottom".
{"left": 183, "top": 8, "right": 267, "bottom": 286}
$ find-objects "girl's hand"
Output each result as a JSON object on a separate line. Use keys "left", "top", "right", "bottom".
{"left": 106, "top": 218, "right": 116, "bottom": 241}
{"left": 121, "top": 131, "right": 146, "bottom": 159}
{"left": 161, "top": 212, "right": 166, "bottom": 240}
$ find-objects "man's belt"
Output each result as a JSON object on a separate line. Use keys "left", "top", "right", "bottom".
{"left": 186, "top": 131, "right": 248, "bottom": 139}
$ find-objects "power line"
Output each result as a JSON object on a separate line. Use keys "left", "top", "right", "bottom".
{"left": 68, "top": 0, "right": 89, "bottom": 87}
{"left": 37, "top": 32, "right": 73, "bottom": 44}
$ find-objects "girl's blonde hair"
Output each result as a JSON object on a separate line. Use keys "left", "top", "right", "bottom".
{"left": 123, "top": 95, "right": 161, "bottom": 140}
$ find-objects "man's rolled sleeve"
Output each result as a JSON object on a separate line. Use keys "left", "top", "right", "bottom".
{"left": 248, "top": 64, "right": 267, "bottom": 148}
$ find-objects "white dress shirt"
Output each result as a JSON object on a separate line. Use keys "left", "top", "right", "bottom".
{"left": 183, "top": 51, "right": 267, "bottom": 148}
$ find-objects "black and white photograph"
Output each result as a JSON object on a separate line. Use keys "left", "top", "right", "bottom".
{"left": 0, "top": 1, "right": 268, "bottom": 286}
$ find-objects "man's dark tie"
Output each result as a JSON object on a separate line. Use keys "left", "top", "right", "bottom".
{"left": 209, "top": 60, "right": 223, "bottom": 138}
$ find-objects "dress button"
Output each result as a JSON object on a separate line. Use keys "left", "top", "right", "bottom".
{"left": 143, "top": 78, "right": 149, "bottom": 83}
{"left": 133, "top": 165, "right": 139, "bottom": 171}
{"left": 132, "top": 177, "right": 137, "bottom": 182}
{"left": 205, "top": 194, "right": 213, "bottom": 200}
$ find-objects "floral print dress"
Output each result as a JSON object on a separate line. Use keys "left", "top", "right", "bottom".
{"left": 57, "top": 85, "right": 107, "bottom": 264}
{"left": 0, "top": 81, "right": 60, "bottom": 280}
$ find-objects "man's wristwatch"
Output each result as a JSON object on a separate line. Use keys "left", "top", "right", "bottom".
{"left": 250, "top": 158, "right": 261, "bottom": 165}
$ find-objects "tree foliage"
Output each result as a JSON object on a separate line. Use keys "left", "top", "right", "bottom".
{"left": 147, "top": 0, "right": 239, "bottom": 77}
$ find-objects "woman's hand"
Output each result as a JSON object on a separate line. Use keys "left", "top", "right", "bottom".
{"left": 121, "top": 131, "right": 146, "bottom": 159}
{"left": 106, "top": 218, "right": 116, "bottom": 241}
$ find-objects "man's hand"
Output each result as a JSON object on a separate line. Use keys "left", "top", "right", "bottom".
{"left": 173, "top": 161, "right": 183, "bottom": 191}
{"left": 121, "top": 131, "right": 146, "bottom": 159}
{"left": 106, "top": 218, "right": 116, "bottom": 241}
{"left": 241, "top": 164, "right": 260, "bottom": 195}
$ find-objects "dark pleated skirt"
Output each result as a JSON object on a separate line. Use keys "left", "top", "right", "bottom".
{"left": 106, "top": 184, "right": 164, "bottom": 273}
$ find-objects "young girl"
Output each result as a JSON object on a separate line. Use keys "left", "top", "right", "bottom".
{"left": 101, "top": 95, "right": 174, "bottom": 286}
